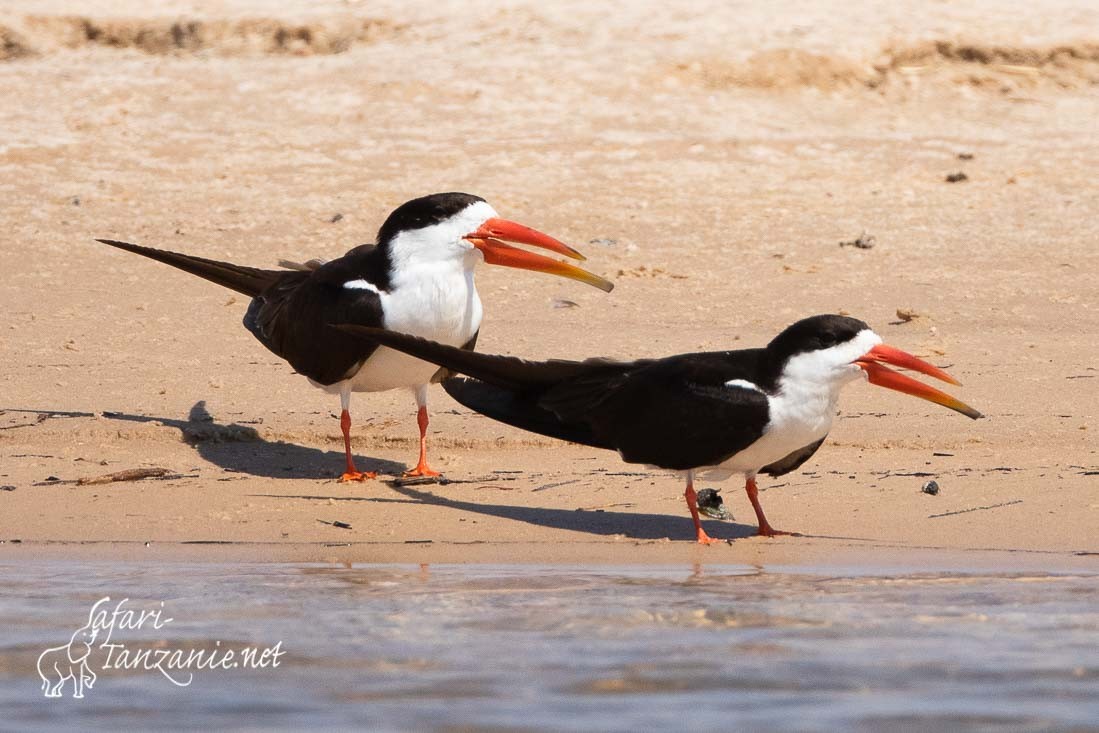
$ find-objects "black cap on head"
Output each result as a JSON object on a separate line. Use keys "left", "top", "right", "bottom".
{"left": 766, "top": 314, "right": 871, "bottom": 362}
{"left": 376, "top": 192, "right": 486, "bottom": 246}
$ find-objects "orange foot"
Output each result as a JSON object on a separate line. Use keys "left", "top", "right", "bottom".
{"left": 403, "top": 464, "right": 441, "bottom": 478}
{"left": 696, "top": 529, "right": 725, "bottom": 545}
{"left": 340, "top": 470, "right": 377, "bottom": 482}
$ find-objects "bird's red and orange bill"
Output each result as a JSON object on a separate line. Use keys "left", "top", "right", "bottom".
{"left": 467, "top": 218, "right": 586, "bottom": 260}
{"left": 856, "top": 347, "right": 983, "bottom": 420}
{"left": 857, "top": 343, "right": 960, "bottom": 385}
{"left": 465, "top": 218, "right": 614, "bottom": 292}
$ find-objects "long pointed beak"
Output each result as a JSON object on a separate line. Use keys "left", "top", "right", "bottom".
{"left": 464, "top": 218, "right": 614, "bottom": 293}
{"left": 855, "top": 344, "right": 983, "bottom": 419}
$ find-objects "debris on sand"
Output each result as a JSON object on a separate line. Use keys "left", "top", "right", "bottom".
{"left": 34, "top": 468, "right": 190, "bottom": 486}
{"left": 76, "top": 467, "right": 173, "bottom": 485}
{"left": 389, "top": 475, "right": 451, "bottom": 487}
{"left": 895, "top": 307, "right": 922, "bottom": 323}
{"left": 318, "top": 519, "right": 353, "bottom": 529}
{"left": 945, "top": 171, "right": 969, "bottom": 183}
{"left": 928, "top": 499, "right": 1023, "bottom": 519}
{"left": 921, "top": 480, "right": 940, "bottom": 495}
{"left": 839, "top": 232, "right": 875, "bottom": 249}
{"left": 616, "top": 265, "right": 688, "bottom": 280}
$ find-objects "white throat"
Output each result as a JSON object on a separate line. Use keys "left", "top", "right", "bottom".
{"left": 706, "top": 329, "right": 881, "bottom": 479}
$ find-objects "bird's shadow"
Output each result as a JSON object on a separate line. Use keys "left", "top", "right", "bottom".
{"left": 104, "top": 401, "right": 406, "bottom": 479}
{"left": 265, "top": 483, "right": 762, "bottom": 542}
{"left": 121, "top": 402, "right": 758, "bottom": 539}
{"left": 7, "top": 405, "right": 842, "bottom": 543}
{"left": 290, "top": 485, "right": 880, "bottom": 544}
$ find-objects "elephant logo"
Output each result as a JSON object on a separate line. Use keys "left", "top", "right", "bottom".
{"left": 37, "top": 605, "right": 100, "bottom": 698}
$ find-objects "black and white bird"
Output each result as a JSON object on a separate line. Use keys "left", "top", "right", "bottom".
{"left": 337, "top": 315, "right": 982, "bottom": 543}
{"left": 98, "top": 192, "right": 613, "bottom": 481}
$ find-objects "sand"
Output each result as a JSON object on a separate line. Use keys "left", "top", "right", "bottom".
{"left": 1, "top": 0, "right": 1097, "bottom": 567}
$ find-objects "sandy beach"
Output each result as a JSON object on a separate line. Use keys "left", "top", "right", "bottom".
{"left": 1, "top": 0, "right": 1098, "bottom": 567}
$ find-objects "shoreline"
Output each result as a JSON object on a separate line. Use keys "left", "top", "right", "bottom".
{"left": 5, "top": 539, "right": 1098, "bottom": 573}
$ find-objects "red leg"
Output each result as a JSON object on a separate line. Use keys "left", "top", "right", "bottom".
{"left": 745, "top": 477, "right": 794, "bottom": 537}
{"left": 339, "top": 409, "right": 376, "bottom": 482}
{"left": 403, "top": 405, "right": 441, "bottom": 478}
{"left": 684, "top": 477, "right": 722, "bottom": 545}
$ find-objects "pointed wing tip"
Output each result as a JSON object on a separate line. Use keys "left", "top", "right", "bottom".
{"left": 96, "top": 238, "right": 136, "bottom": 249}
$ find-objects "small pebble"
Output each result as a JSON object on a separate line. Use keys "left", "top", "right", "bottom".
{"left": 922, "top": 480, "right": 940, "bottom": 495}
{"left": 839, "top": 232, "right": 875, "bottom": 249}
{"left": 945, "top": 172, "right": 968, "bottom": 183}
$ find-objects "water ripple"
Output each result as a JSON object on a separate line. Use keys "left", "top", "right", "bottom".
{"left": 1, "top": 562, "right": 1097, "bottom": 732}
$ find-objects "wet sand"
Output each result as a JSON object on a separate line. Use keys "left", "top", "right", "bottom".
{"left": 2, "top": 0, "right": 1098, "bottom": 566}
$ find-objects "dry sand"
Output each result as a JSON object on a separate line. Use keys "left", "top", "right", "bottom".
{"left": 1, "top": 0, "right": 1097, "bottom": 568}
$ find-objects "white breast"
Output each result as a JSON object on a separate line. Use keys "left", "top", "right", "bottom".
{"left": 345, "top": 262, "right": 482, "bottom": 393}
{"left": 694, "top": 380, "right": 838, "bottom": 482}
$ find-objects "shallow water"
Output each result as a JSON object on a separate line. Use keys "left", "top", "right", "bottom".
{"left": 1, "top": 562, "right": 1097, "bottom": 732}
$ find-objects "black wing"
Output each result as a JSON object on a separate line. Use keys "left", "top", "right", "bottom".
{"left": 336, "top": 325, "right": 600, "bottom": 390}
{"left": 244, "top": 245, "right": 391, "bottom": 385}
{"left": 555, "top": 354, "right": 771, "bottom": 471}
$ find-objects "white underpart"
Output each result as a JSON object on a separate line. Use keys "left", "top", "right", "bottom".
{"left": 315, "top": 201, "right": 495, "bottom": 396}
{"left": 699, "top": 328, "right": 882, "bottom": 481}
